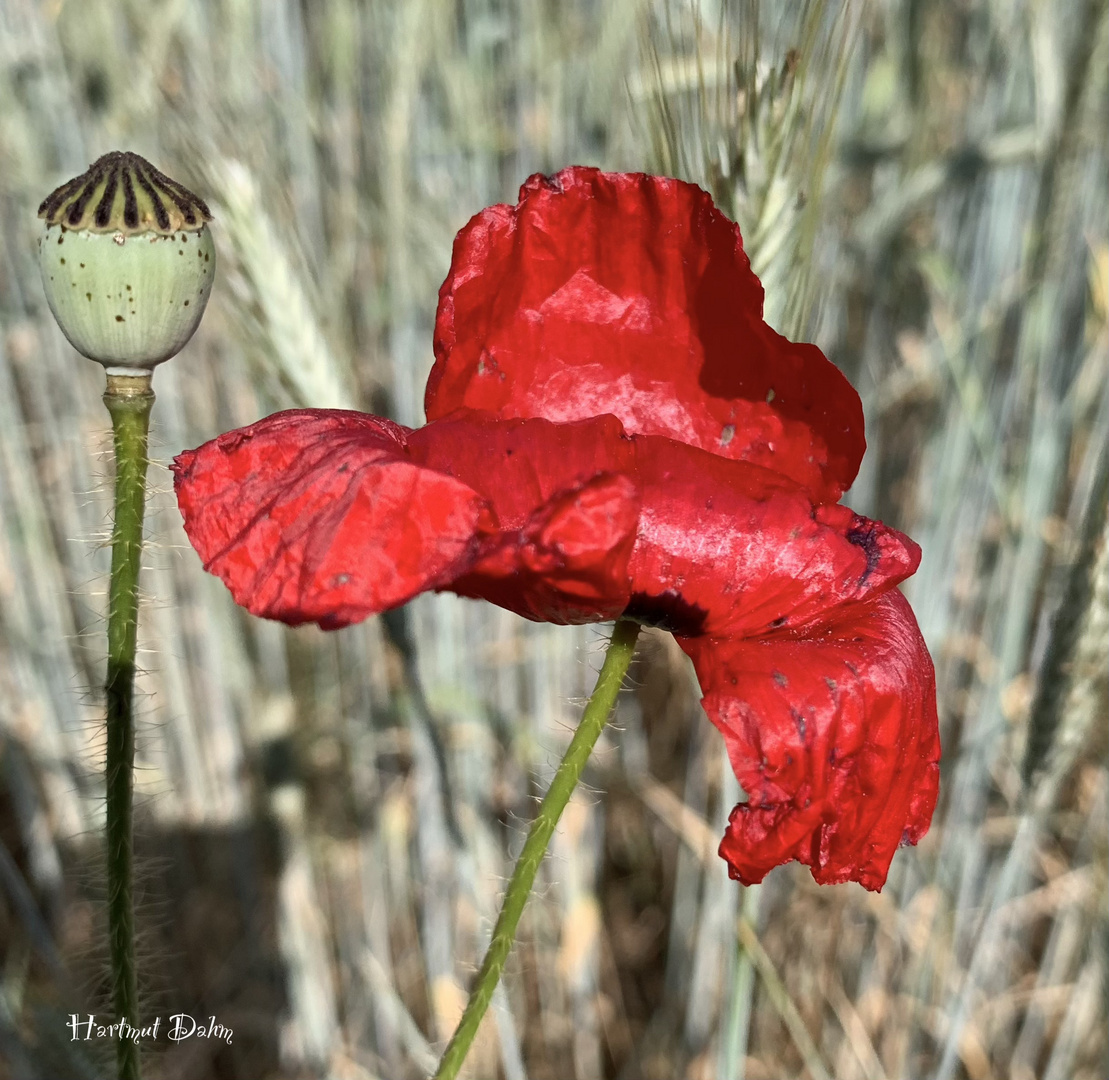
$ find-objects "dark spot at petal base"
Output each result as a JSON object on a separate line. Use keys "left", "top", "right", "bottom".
{"left": 622, "top": 590, "right": 707, "bottom": 636}
{"left": 846, "top": 516, "right": 882, "bottom": 581}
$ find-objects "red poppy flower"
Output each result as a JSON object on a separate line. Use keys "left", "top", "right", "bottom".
{"left": 173, "top": 167, "right": 939, "bottom": 891}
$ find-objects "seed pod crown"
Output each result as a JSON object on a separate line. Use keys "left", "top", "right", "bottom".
{"left": 38, "top": 150, "right": 211, "bottom": 237}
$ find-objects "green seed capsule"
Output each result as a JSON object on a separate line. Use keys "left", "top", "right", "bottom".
{"left": 38, "top": 150, "right": 215, "bottom": 375}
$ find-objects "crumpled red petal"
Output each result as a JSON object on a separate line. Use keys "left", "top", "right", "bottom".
{"left": 679, "top": 590, "right": 941, "bottom": 891}
{"left": 172, "top": 409, "right": 647, "bottom": 629}
{"left": 407, "top": 415, "right": 917, "bottom": 633}
{"left": 172, "top": 410, "right": 488, "bottom": 629}
{"left": 407, "top": 411, "right": 641, "bottom": 622}
{"left": 452, "top": 472, "right": 640, "bottom": 623}
{"left": 427, "top": 166, "right": 865, "bottom": 503}
{"left": 406, "top": 410, "right": 637, "bottom": 529}
{"left": 626, "top": 437, "right": 921, "bottom": 638}
{"left": 173, "top": 406, "right": 918, "bottom": 643}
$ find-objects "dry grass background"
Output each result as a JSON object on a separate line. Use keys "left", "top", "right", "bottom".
{"left": 0, "top": 1, "right": 1106, "bottom": 1078}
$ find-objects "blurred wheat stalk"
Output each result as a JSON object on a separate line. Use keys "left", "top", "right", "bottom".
{"left": 0, "top": 1, "right": 1105, "bottom": 1079}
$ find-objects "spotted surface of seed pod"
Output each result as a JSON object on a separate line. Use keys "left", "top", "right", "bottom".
{"left": 38, "top": 151, "right": 215, "bottom": 374}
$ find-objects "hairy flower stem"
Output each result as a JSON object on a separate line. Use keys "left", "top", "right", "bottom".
{"left": 104, "top": 373, "right": 154, "bottom": 1080}
{"left": 433, "top": 619, "right": 640, "bottom": 1080}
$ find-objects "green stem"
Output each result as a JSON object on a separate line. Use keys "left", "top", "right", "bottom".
{"left": 433, "top": 619, "right": 640, "bottom": 1080}
{"left": 103, "top": 373, "right": 153, "bottom": 1080}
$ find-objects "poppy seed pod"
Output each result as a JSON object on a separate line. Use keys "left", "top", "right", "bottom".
{"left": 38, "top": 150, "right": 215, "bottom": 375}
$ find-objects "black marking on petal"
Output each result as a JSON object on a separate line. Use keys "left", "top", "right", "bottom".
{"left": 846, "top": 516, "right": 882, "bottom": 582}
{"left": 622, "top": 590, "right": 707, "bottom": 636}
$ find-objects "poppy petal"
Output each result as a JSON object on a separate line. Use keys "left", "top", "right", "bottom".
{"left": 627, "top": 437, "right": 920, "bottom": 638}
{"left": 680, "top": 590, "right": 940, "bottom": 891}
{"left": 428, "top": 166, "right": 864, "bottom": 502}
{"left": 406, "top": 409, "right": 637, "bottom": 529}
{"left": 451, "top": 472, "right": 639, "bottom": 623}
{"left": 172, "top": 410, "right": 488, "bottom": 629}
{"left": 405, "top": 411, "right": 640, "bottom": 622}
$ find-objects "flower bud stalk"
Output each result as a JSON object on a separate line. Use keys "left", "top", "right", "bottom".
{"left": 103, "top": 372, "right": 153, "bottom": 1080}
